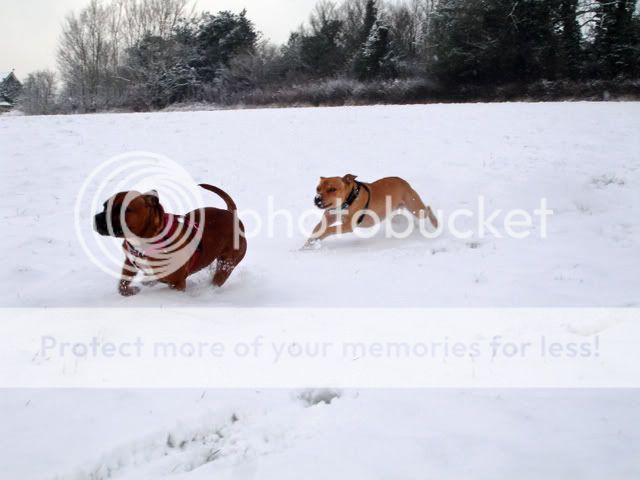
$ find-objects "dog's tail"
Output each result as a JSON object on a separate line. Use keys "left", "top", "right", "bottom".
{"left": 199, "top": 184, "right": 237, "bottom": 211}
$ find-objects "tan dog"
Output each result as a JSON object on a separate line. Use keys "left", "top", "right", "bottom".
{"left": 305, "top": 174, "right": 438, "bottom": 247}
{"left": 94, "top": 184, "right": 247, "bottom": 296}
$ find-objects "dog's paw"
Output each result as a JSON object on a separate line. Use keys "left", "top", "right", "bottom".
{"left": 169, "top": 281, "right": 187, "bottom": 292}
{"left": 119, "top": 285, "right": 140, "bottom": 297}
{"left": 300, "top": 239, "right": 321, "bottom": 251}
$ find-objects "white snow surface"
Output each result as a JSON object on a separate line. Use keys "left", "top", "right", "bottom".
{"left": 1, "top": 103, "right": 639, "bottom": 479}
{"left": 0, "top": 102, "right": 639, "bottom": 307}
{"left": 1, "top": 388, "right": 639, "bottom": 480}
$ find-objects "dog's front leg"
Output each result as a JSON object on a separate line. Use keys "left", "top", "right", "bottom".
{"left": 118, "top": 257, "right": 140, "bottom": 297}
{"left": 304, "top": 211, "right": 338, "bottom": 248}
{"left": 310, "top": 219, "right": 355, "bottom": 244}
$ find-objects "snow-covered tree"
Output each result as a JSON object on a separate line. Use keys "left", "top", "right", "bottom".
{"left": 19, "top": 71, "right": 57, "bottom": 115}
{"left": 123, "top": 34, "right": 200, "bottom": 109}
{"left": 56, "top": 0, "right": 194, "bottom": 111}
{"left": 430, "top": 0, "right": 564, "bottom": 84}
{"left": 355, "top": 19, "right": 397, "bottom": 79}
{"left": 190, "top": 10, "right": 258, "bottom": 82}
{"left": 57, "top": 0, "right": 122, "bottom": 111}
{"left": 587, "top": 0, "right": 639, "bottom": 78}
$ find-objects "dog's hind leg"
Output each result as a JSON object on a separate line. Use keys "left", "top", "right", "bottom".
{"left": 212, "top": 257, "right": 240, "bottom": 287}
{"left": 403, "top": 189, "right": 438, "bottom": 228}
{"left": 212, "top": 240, "right": 247, "bottom": 288}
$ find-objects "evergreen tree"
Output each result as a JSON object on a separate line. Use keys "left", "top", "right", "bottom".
{"left": 430, "top": 0, "right": 559, "bottom": 85}
{"left": 360, "top": 0, "right": 378, "bottom": 44}
{"left": 430, "top": 0, "right": 493, "bottom": 84}
{"left": 354, "top": 0, "right": 384, "bottom": 79}
{"left": 507, "top": 0, "right": 558, "bottom": 82}
{"left": 192, "top": 10, "right": 258, "bottom": 82}
{"left": 356, "top": 20, "right": 397, "bottom": 79}
{"left": 300, "top": 17, "right": 346, "bottom": 76}
{"left": 0, "top": 72, "right": 22, "bottom": 104}
{"left": 590, "top": 0, "right": 639, "bottom": 78}
{"left": 556, "top": 0, "right": 582, "bottom": 80}
{"left": 280, "top": 31, "right": 307, "bottom": 79}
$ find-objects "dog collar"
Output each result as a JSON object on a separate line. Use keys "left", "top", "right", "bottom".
{"left": 125, "top": 214, "right": 199, "bottom": 259}
{"left": 341, "top": 182, "right": 371, "bottom": 225}
{"left": 341, "top": 182, "right": 362, "bottom": 210}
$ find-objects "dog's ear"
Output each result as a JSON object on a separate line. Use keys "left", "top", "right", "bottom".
{"left": 144, "top": 190, "right": 159, "bottom": 207}
{"left": 342, "top": 174, "right": 358, "bottom": 184}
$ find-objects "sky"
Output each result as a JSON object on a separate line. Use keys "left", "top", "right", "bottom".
{"left": 1, "top": 0, "right": 319, "bottom": 79}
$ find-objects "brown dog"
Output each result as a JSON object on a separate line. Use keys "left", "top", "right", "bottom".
{"left": 306, "top": 174, "right": 438, "bottom": 247}
{"left": 94, "top": 184, "right": 247, "bottom": 296}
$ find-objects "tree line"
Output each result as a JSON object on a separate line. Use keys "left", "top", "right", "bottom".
{"left": 19, "top": 0, "right": 640, "bottom": 114}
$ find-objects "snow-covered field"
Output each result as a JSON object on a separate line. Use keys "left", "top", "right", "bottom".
{"left": 1, "top": 103, "right": 639, "bottom": 479}
{"left": 1, "top": 102, "right": 639, "bottom": 307}
{"left": 2, "top": 388, "right": 639, "bottom": 480}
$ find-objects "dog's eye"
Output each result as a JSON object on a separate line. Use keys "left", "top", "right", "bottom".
{"left": 327, "top": 188, "right": 337, "bottom": 193}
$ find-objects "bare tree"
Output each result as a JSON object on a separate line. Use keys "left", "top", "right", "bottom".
{"left": 57, "top": 0, "right": 121, "bottom": 111}
{"left": 20, "top": 70, "right": 58, "bottom": 115}
{"left": 117, "top": 0, "right": 193, "bottom": 49}
{"left": 57, "top": 0, "right": 193, "bottom": 111}
{"left": 339, "top": 0, "right": 369, "bottom": 58}
{"left": 410, "top": 0, "right": 437, "bottom": 63}
{"left": 310, "top": 0, "right": 342, "bottom": 34}
{"left": 389, "top": 1, "right": 421, "bottom": 60}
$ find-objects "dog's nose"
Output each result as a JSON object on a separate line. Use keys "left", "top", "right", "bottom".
{"left": 314, "top": 195, "right": 324, "bottom": 208}
{"left": 94, "top": 213, "right": 108, "bottom": 235}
